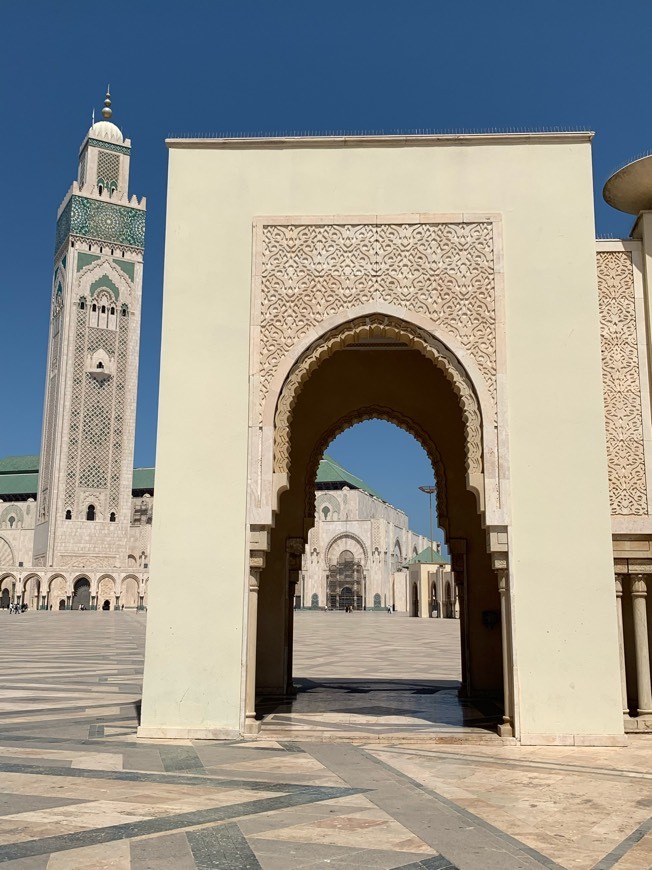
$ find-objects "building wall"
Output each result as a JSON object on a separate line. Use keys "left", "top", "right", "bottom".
{"left": 304, "top": 487, "right": 430, "bottom": 610}
{"left": 141, "top": 133, "right": 623, "bottom": 741}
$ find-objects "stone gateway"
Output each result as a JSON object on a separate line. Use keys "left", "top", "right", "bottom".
{"left": 138, "top": 130, "right": 652, "bottom": 745}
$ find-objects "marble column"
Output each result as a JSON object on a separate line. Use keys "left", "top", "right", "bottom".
{"left": 454, "top": 573, "right": 468, "bottom": 694}
{"left": 497, "top": 569, "right": 513, "bottom": 738}
{"left": 244, "top": 552, "right": 264, "bottom": 734}
{"left": 614, "top": 576, "right": 629, "bottom": 715}
{"left": 285, "top": 538, "right": 304, "bottom": 696}
{"left": 631, "top": 574, "right": 652, "bottom": 716}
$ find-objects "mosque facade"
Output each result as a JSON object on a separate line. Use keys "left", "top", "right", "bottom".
{"left": 0, "top": 95, "right": 444, "bottom": 614}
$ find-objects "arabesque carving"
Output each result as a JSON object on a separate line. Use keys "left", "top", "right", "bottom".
{"left": 259, "top": 221, "right": 496, "bottom": 418}
{"left": 274, "top": 315, "right": 482, "bottom": 483}
{"left": 597, "top": 251, "right": 647, "bottom": 515}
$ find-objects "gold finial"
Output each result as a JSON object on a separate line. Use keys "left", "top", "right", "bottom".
{"left": 101, "top": 85, "right": 112, "bottom": 120}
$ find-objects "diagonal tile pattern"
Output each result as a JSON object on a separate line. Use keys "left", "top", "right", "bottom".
{"left": 0, "top": 610, "right": 649, "bottom": 868}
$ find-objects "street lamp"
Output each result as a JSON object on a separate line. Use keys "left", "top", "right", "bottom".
{"left": 418, "top": 485, "right": 436, "bottom": 562}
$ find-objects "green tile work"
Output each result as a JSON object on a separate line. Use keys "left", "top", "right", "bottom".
{"left": 76, "top": 252, "right": 100, "bottom": 272}
{"left": 113, "top": 259, "right": 135, "bottom": 281}
{"left": 55, "top": 195, "right": 145, "bottom": 253}
{"left": 89, "top": 274, "right": 121, "bottom": 299}
{"left": 87, "top": 137, "right": 130, "bottom": 156}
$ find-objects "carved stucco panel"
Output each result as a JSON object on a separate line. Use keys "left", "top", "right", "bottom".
{"left": 597, "top": 250, "right": 647, "bottom": 515}
{"left": 258, "top": 221, "right": 497, "bottom": 421}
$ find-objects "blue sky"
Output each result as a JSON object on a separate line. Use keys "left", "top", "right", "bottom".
{"left": 1, "top": 1, "right": 651, "bottom": 540}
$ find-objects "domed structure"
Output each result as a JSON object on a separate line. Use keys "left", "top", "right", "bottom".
{"left": 88, "top": 119, "right": 123, "bottom": 143}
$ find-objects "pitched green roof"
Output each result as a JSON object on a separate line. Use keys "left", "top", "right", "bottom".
{"left": 132, "top": 467, "right": 155, "bottom": 490}
{"left": 0, "top": 457, "right": 155, "bottom": 497}
{"left": 0, "top": 455, "right": 39, "bottom": 474}
{"left": 316, "top": 455, "right": 383, "bottom": 500}
{"left": 0, "top": 472, "right": 39, "bottom": 497}
{"left": 409, "top": 546, "right": 449, "bottom": 565}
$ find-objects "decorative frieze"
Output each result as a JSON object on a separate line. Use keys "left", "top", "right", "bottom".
{"left": 258, "top": 220, "right": 497, "bottom": 422}
{"left": 597, "top": 251, "right": 647, "bottom": 515}
{"left": 87, "top": 138, "right": 131, "bottom": 156}
{"left": 56, "top": 195, "right": 145, "bottom": 253}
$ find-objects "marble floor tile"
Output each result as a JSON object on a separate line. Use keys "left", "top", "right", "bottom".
{"left": 0, "top": 610, "right": 650, "bottom": 869}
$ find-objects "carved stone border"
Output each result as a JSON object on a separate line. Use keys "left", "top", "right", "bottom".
{"left": 248, "top": 214, "right": 510, "bottom": 531}
{"left": 597, "top": 240, "right": 652, "bottom": 527}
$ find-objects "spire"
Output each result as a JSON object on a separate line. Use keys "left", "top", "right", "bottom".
{"left": 101, "top": 86, "right": 112, "bottom": 120}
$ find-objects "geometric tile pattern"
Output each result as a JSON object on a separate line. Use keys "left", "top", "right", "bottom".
{"left": 56, "top": 195, "right": 145, "bottom": 253}
{"left": 0, "top": 611, "right": 650, "bottom": 868}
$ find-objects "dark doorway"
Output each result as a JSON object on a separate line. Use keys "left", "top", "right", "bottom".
{"left": 0, "top": 589, "right": 9, "bottom": 609}
{"left": 328, "top": 550, "right": 364, "bottom": 610}
{"left": 58, "top": 599, "right": 66, "bottom": 610}
{"left": 102, "top": 600, "right": 111, "bottom": 611}
{"left": 72, "top": 578, "right": 91, "bottom": 610}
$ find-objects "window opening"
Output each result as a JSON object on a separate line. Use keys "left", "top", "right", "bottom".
{"left": 86, "top": 504, "right": 96, "bottom": 521}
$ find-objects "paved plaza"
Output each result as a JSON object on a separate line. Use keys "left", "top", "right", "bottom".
{"left": 0, "top": 612, "right": 649, "bottom": 868}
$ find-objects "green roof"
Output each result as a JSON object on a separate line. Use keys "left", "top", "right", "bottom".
{"left": 409, "top": 546, "right": 449, "bottom": 565}
{"left": 0, "top": 472, "right": 39, "bottom": 497}
{"left": 0, "top": 457, "right": 155, "bottom": 497}
{"left": 316, "top": 455, "right": 383, "bottom": 500}
{"left": 0, "top": 455, "right": 39, "bottom": 474}
{"left": 132, "top": 467, "right": 155, "bottom": 490}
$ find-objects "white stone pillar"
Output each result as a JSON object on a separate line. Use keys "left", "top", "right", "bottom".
{"left": 497, "top": 568, "right": 513, "bottom": 737}
{"left": 615, "top": 575, "right": 629, "bottom": 715}
{"left": 631, "top": 574, "right": 652, "bottom": 716}
{"left": 244, "top": 552, "right": 263, "bottom": 734}
{"left": 286, "top": 538, "right": 304, "bottom": 695}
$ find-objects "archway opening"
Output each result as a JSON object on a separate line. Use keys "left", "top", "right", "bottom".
{"left": 254, "top": 327, "right": 504, "bottom": 737}
{"left": 72, "top": 578, "right": 90, "bottom": 610}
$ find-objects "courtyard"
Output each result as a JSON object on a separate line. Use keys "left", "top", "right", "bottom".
{"left": 0, "top": 611, "right": 648, "bottom": 868}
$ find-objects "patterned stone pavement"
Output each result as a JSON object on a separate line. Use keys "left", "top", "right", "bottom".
{"left": 0, "top": 610, "right": 650, "bottom": 868}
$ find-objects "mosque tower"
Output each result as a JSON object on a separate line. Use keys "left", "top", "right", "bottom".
{"left": 33, "top": 90, "right": 146, "bottom": 569}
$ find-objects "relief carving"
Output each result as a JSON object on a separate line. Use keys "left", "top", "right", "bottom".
{"left": 597, "top": 251, "right": 647, "bottom": 515}
{"left": 259, "top": 221, "right": 497, "bottom": 419}
{"left": 273, "top": 314, "right": 483, "bottom": 481}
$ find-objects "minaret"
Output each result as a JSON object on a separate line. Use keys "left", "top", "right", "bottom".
{"left": 33, "top": 90, "right": 146, "bottom": 569}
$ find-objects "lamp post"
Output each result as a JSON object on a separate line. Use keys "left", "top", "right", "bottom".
{"left": 418, "top": 485, "right": 436, "bottom": 562}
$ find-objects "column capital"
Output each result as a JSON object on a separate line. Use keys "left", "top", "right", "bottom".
{"left": 286, "top": 537, "right": 305, "bottom": 555}
{"left": 496, "top": 569, "right": 508, "bottom": 593}
{"left": 250, "top": 525, "right": 271, "bottom": 553}
{"left": 250, "top": 550, "right": 266, "bottom": 573}
{"left": 631, "top": 574, "right": 648, "bottom": 597}
{"left": 615, "top": 574, "right": 625, "bottom": 596}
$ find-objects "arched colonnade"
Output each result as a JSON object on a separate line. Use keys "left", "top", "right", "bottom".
{"left": 0, "top": 571, "right": 148, "bottom": 611}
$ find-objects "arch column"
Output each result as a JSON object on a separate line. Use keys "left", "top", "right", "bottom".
{"left": 631, "top": 574, "right": 652, "bottom": 716}
{"left": 286, "top": 537, "right": 305, "bottom": 695}
{"left": 450, "top": 540, "right": 469, "bottom": 695}
{"left": 496, "top": 562, "right": 514, "bottom": 738}
{"left": 614, "top": 575, "right": 629, "bottom": 716}
{"left": 244, "top": 549, "right": 265, "bottom": 734}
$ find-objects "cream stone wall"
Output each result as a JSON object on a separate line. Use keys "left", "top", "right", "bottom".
{"left": 141, "top": 133, "right": 624, "bottom": 742}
